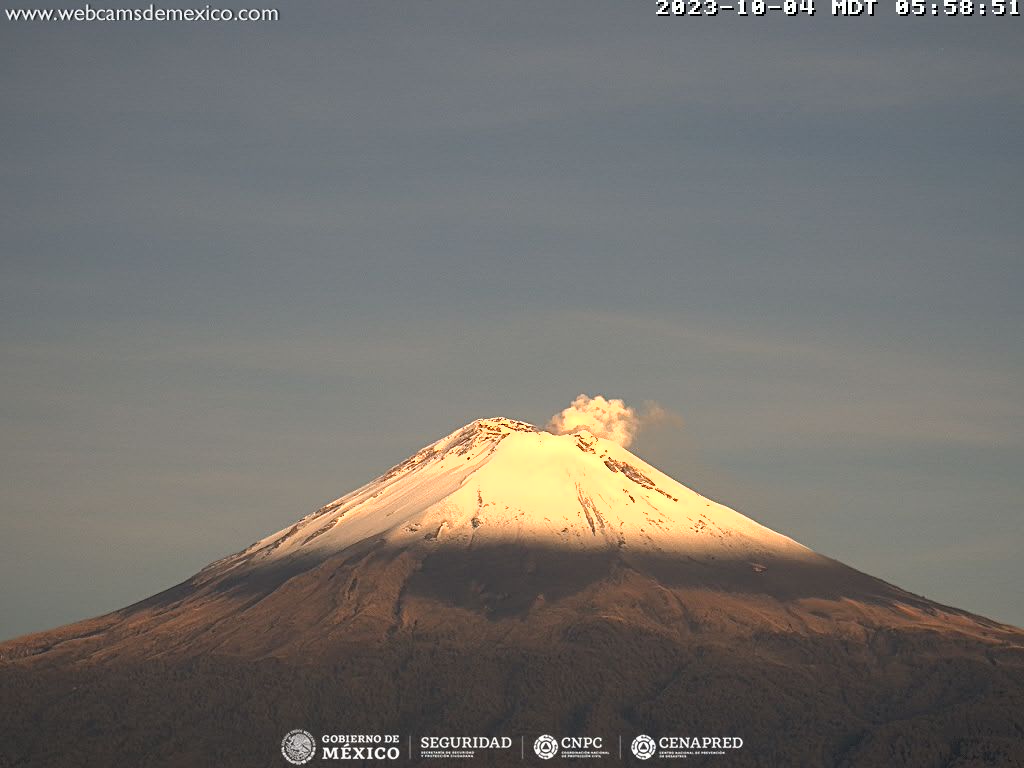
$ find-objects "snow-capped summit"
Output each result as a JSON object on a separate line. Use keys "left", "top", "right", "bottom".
{"left": 215, "top": 416, "right": 813, "bottom": 581}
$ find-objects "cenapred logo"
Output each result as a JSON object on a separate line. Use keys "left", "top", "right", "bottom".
{"left": 631, "top": 733, "right": 743, "bottom": 760}
{"left": 533, "top": 734, "right": 559, "bottom": 760}
{"left": 631, "top": 734, "right": 657, "bottom": 760}
{"left": 281, "top": 729, "right": 317, "bottom": 765}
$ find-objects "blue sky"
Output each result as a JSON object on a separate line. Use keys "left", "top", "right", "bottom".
{"left": 1, "top": 1, "right": 1022, "bottom": 639}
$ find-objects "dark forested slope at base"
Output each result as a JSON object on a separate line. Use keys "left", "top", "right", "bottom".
{"left": 2, "top": 620, "right": 1023, "bottom": 768}
{"left": 3, "top": 545, "right": 1023, "bottom": 767}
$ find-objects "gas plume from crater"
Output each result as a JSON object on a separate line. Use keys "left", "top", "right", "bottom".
{"left": 546, "top": 394, "right": 680, "bottom": 447}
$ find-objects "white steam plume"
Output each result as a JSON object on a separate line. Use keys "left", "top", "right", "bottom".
{"left": 546, "top": 394, "right": 680, "bottom": 448}
{"left": 547, "top": 394, "right": 638, "bottom": 446}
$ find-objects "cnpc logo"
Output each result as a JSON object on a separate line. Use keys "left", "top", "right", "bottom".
{"left": 533, "top": 735, "right": 558, "bottom": 759}
{"left": 533, "top": 735, "right": 605, "bottom": 759}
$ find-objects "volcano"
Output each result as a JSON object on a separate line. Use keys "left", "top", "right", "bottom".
{"left": 2, "top": 417, "right": 1022, "bottom": 767}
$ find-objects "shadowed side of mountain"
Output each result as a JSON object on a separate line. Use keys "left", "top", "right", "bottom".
{"left": 4, "top": 540, "right": 1020, "bottom": 669}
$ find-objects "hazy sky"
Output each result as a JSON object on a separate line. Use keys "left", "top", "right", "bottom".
{"left": 2, "top": 1, "right": 1022, "bottom": 640}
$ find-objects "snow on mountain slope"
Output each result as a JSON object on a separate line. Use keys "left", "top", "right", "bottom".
{"left": 211, "top": 417, "right": 815, "bottom": 582}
